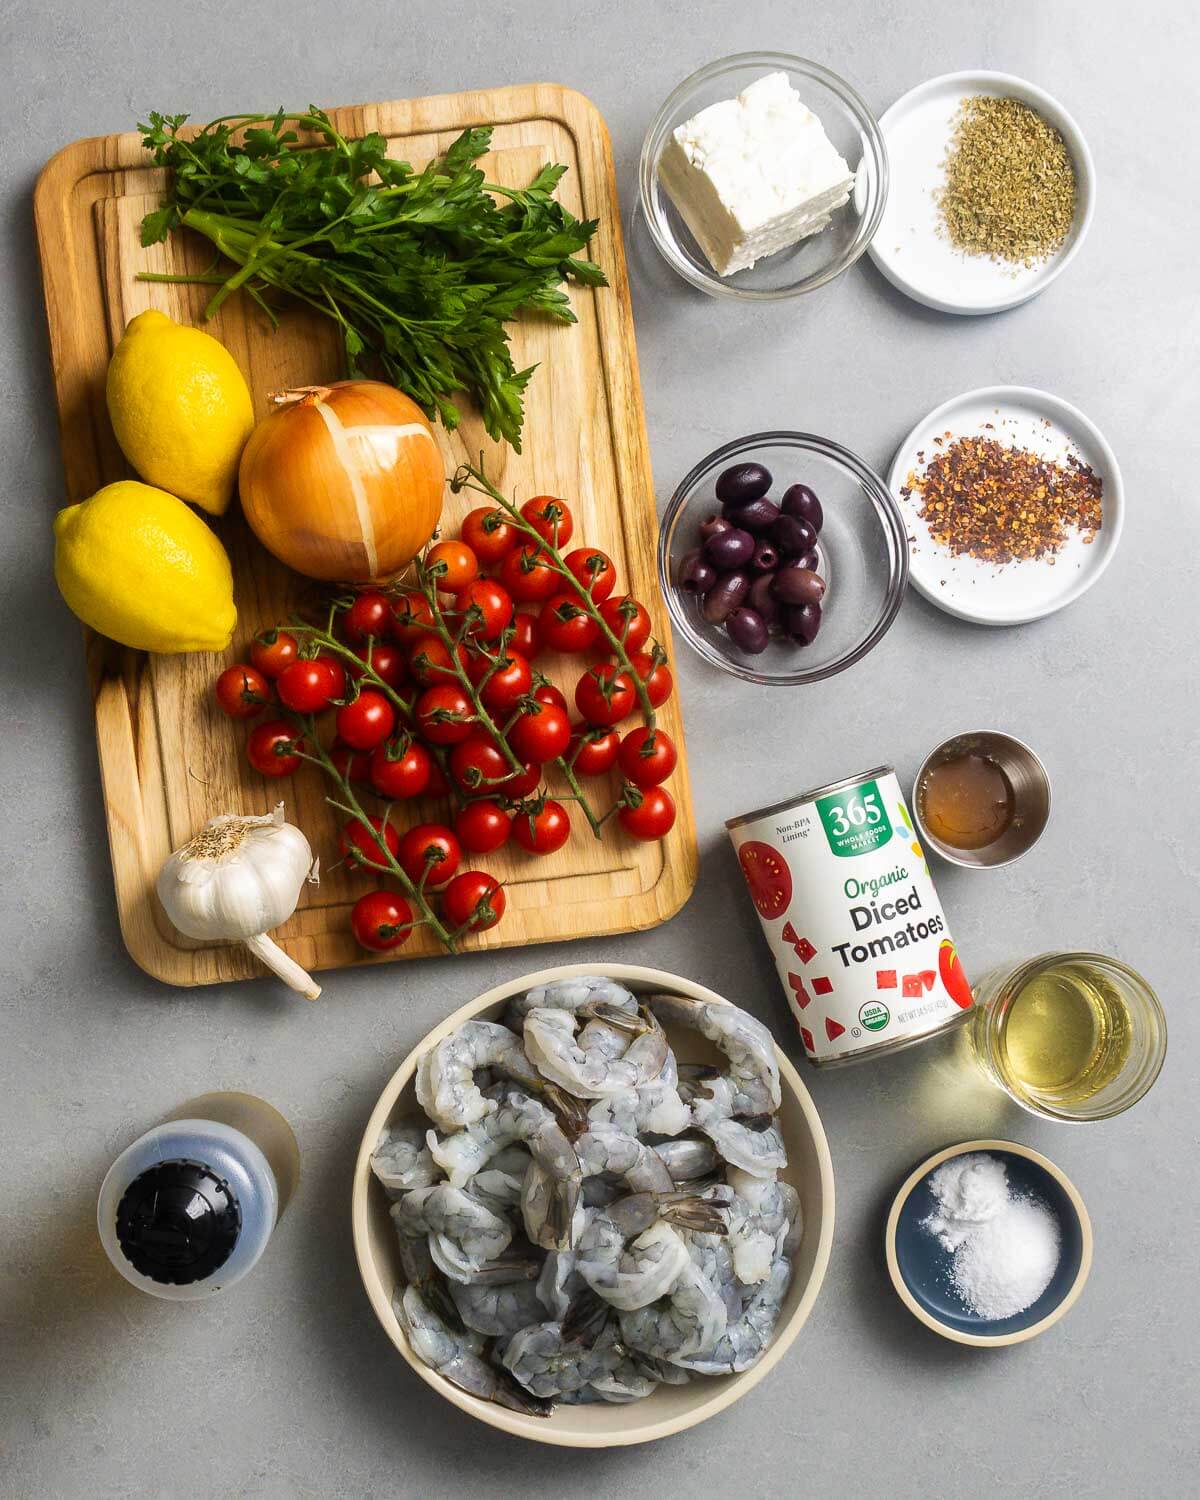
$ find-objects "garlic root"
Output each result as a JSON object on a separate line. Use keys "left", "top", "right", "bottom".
{"left": 244, "top": 932, "right": 322, "bottom": 1000}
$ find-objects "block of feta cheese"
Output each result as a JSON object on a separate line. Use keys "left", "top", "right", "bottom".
{"left": 657, "top": 71, "right": 855, "bottom": 277}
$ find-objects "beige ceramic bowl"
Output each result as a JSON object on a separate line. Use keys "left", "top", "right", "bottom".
{"left": 351, "top": 962, "right": 835, "bottom": 1446}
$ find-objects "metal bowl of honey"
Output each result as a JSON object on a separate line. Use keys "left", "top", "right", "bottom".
{"left": 913, "top": 731, "right": 1050, "bottom": 868}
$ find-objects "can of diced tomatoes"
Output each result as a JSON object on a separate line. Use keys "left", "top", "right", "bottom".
{"left": 726, "top": 766, "right": 973, "bottom": 1067}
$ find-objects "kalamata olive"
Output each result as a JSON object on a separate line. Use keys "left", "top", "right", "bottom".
{"left": 787, "top": 602, "right": 823, "bottom": 644}
{"left": 704, "top": 526, "right": 755, "bottom": 570}
{"left": 750, "top": 539, "right": 780, "bottom": 573}
{"left": 699, "top": 514, "right": 732, "bottom": 542}
{"left": 726, "top": 607, "right": 770, "bottom": 654}
{"left": 797, "top": 548, "right": 819, "bottom": 571}
{"left": 724, "top": 496, "right": 780, "bottom": 533}
{"left": 747, "top": 571, "right": 783, "bottom": 627}
{"left": 715, "top": 462, "right": 772, "bottom": 506}
{"left": 678, "top": 548, "right": 717, "bottom": 595}
{"left": 772, "top": 513, "right": 818, "bottom": 557}
{"left": 702, "top": 570, "right": 750, "bottom": 624}
{"left": 771, "top": 562, "right": 827, "bottom": 606}
{"left": 781, "top": 483, "right": 823, "bottom": 533}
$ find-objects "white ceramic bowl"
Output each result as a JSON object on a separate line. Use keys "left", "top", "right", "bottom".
{"left": 352, "top": 962, "right": 835, "bottom": 1446}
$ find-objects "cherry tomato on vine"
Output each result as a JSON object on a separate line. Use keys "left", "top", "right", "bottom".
{"left": 510, "top": 611, "right": 541, "bottom": 660}
{"left": 538, "top": 594, "right": 600, "bottom": 653}
{"left": 628, "top": 650, "right": 674, "bottom": 709}
{"left": 574, "top": 663, "right": 636, "bottom": 727}
{"left": 568, "top": 723, "right": 621, "bottom": 776}
{"left": 343, "top": 591, "right": 393, "bottom": 643}
{"left": 498, "top": 544, "right": 559, "bottom": 605}
{"left": 453, "top": 578, "right": 514, "bottom": 639}
{"left": 249, "top": 629, "right": 298, "bottom": 679}
{"left": 532, "top": 681, "right": 569, "bottom": 713}
{"left": 276, "top": 656, "right": 343, "bottom": 713}
{"left": 563, "top": 546, "right": 616, "bottom": 602}
{"left": 369, "top": 739, "right": 433, "bottom": 799}
{"left": 480, "top": 650, "right": 533, "bottom": 716}
{"left": 340, "top": 814, "right": 400, "bottom": 868}
{"left": 508, "top": 701, "right": 571, "bottom": 763}
{"left": 618, "top": 726, "right": 677, "bottom": 787}
{"left": 461, "top": 506, "right": 519, "bottom": 566}
{"left": 350, "top": 890, "right": 414, "bottom": 952}
{"left": 449, "top": 735, "right": 539, "bottom": 798}
{"left": 415, "top": 684, "right": 476, "bottom": 745}
{"left": 336, "top": 689, "right": 395, "bottom": 750}
{"left": 246, "top": 720, "right": 304, "bottom": 777}
{"left": 409, "top": 636, "right": 470, "bottom": 686}
{"left": 214, "top": 664, "right": 272, "bottom": 720}
{"left": 391, "top": 591, "right": 436, "bottom": 644}
{"left": 331, "top": 739, "right": 373, "bottom": 783}
{"left": 426, "top": 540, "right": 479, "bottom": 592}
{"left": 618, "top": 785, "right": 676, "bottom": 842}
{"left": 519, "top": 495, "right": 574, "bottom": 547}
{"left": 352, "top": 639, "right": 409, "bottom": 691}
{"left": 513, "top": 798, "right": 571, "bottom": 855}
{"left": 454, "top": 799, "right": 512, "bottom": 854}
{"left": 598, "top": 596, "right": 651, "bottom": 654}
{"left": 443, "top": 871, "right": 506, "bottom": 932}
{"left": 397, "top": 823, "right": 461, "bottom": 887}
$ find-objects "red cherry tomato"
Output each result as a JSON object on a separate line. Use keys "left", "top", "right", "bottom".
{"left": 276, "top": 656, "right": 342, "bottom": 713}
{"left": 426, "top": 540, "right": 479, "bottom": 592}
{"left": 424, "top": 759, "right": 450, "bottom": 798}
{"left": 532, "top": 681, "right": 569, "bottom": 713}
{"left": 409, "top": 637, "right": 470, "bottom": 686}
{"left": 336, "top": 689, "right": 396, "bottom": 750}
{"left": 510, "top": 611, "right": 541, "bottom": 660}
{"left": 480, "top": 650, "right": 533, "bottom": 716}
{"left": 331, "top": 739, "right": 373, "bottom": 783}
{"left": 618, "top": 726, "right": 677, "bottom": 787}
{"left": 249, "top": 629, "right": 298, "bottom": 679}
{"left": 513, "top": 799, "right": 571, "bottom": 855}
{"left": 369, "top": 739, "right": 433, "bottom": 799}
{"left": 397, "top": 823, "right": 461, "bottom": 887}
{"left": 498, "top": 544, "right": 559, "bottom": 605}
{"left": 214, "top": 664, "right": 272, "bottom": 720}
{"left": 341, "top": 814, "right": 400, "bottom": 869}
{"left": 568, "top": 723, "right": 621, "bottom": 776}
{"left": 454, "top": 579, "right": 514, "bottom": 640}
{"left": 564, "top": 546, "right": 616, "bottom": 602}
{"left": 454, "top": 799, "right": 512, "bottom": 854}
{"left": 618, "top": 786, "right": 676, "bottom": 841}
{"left": 246, "top": 720, "right": 304, "bottom": 777}
{"left": 538, "top": 594, "right": 600, "bottom": 653}
{"left": 391, "top": 591, "right": 436, "bottom": 644}
{"left": 415, "top": 684, "right": 476, "bottom": 745}
{"left": 443, "top": 871, "right": 506, "bottom": 932}
{"left": 343, "top": 591, "right": 394, "bottom": 643}
{"left": 574, "top": 663, "right": 636, "bottom": 727}
{"left": 509, "top": 701, "right": 572, "bottom": 763}
{"left": 449, "top": 735, "right": 540, "bottom": 799}
{"left": 519, "top": 495, "right": 573, "bottom": 547}
{"left": 598, "top": 596, "right": 651, "bottom": 654}
{"left": 350, "top": 890, "right": 414, "bottom": 952}
{"left": 353, "top": 639, "right": 409, "bottom": 691}
{"left": 461, "top": 506, "right": 519, "bottom": 566}
{"left": 629, "top": 650, "right": 673, "bottom": 708}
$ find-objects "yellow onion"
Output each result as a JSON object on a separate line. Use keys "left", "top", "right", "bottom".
{"left": 238, "top": 380, "right": 444, "bottom": 582}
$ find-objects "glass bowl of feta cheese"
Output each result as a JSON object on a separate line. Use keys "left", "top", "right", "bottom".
{"left": 639, "top": 53, "right": 888, "bottom": 299}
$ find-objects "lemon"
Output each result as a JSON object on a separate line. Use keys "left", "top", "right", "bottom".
{"left": 106, "top": 309, "right": 255, "bottom": 515}
{"left": 54, "top": 481, "right": 236, "bottom": 653}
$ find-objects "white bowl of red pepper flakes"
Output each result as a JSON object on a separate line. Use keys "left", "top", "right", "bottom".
{"left": 887, "top": 386, "right": 1124, "bottom": 625}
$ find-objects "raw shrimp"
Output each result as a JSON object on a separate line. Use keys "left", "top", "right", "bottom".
{"left": 396, "top": 1286, "right": 550, "bottom": 1416}
{"left": 450, "top": 1275, "right": 548, "bottom": 1339}
{"left": 619, "top": 1257, "right": 729, "bottom": 1363}
{"left": 370, "top": 1123, "right": 440, "bottom": 1195}
{"left": 575, "top": 1125, "right": 675, "bottom": 1195}
{"left": 524, "top": 1006, "right": 669, "bottom": 1098}
{"left": 501, "top": 1321, "right": 636, "bottom": 1403}
{"left": 649, "top": 993, "right": 781, "bottom": 1114}
{"left": 536, "top": 1249, "right": 583, "bottom": 1321}
{"left": 505, "top": 975, "right": 638, "bottom": 1032}
{"left": 391, "top": 1184, "right": 512, "bottom": 1279}
{"left": 725, "top": 1168, "right": 802, "bottom": 1283}
{"left": 416, "top": 1020, "right": 543, "bottom": 1130}
{"left": 575, "top": 1191, "right": 725, "bottom": 1311}
{"left": 668, "top": 1253, "right": 793, "bottom": 1375}
{"left": 654, "top": 1137, "right": 721, "bottom": 1184}
{"left": 587, "top": 1077, "right": 691, "bottom": 1139}
{"left": 686, "top": 1074, "right": 787, "bottom": 1178}
{"left": 520, "top": 1151, "right": 586, "bottom": 1252}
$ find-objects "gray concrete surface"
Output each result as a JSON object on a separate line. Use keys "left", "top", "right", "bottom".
{"left": 2, "top": 1, "right": 1195, "bottom": 1495}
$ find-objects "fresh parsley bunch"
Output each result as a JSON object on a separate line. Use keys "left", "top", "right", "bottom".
{"left": 138, "top": 109, "right": 607, "bottom": 451}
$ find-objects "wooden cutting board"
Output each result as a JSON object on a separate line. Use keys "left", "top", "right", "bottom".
{"left": 34, "top": 84, "right": 698, "bottom": 987}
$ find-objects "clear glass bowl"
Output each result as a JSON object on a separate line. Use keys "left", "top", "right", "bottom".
{"left": 658, "top": 432, "right": 909, "bottom": 686}
{"left": 639, "top": 52, "right": 889, "bottom": 300}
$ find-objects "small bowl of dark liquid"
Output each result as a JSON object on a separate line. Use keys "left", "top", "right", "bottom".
{"left": 913, "top": 731, "right": 1051, "bottom": 868}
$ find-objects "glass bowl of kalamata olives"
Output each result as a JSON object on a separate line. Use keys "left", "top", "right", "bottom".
{"left": 658, "top": 432, "right": 909, "bottom": 685}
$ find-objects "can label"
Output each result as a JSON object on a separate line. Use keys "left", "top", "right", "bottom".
{"left": 728, "top": 768, "right": 973, "bottom": 1065}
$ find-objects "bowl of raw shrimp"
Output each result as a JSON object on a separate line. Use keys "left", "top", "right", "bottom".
{"left": 351, "top": 963, "right": 835, "bottom": 1447}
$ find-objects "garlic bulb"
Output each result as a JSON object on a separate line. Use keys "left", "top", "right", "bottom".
{"left": 157, "top": 804, "right": 321, "bottom": 999}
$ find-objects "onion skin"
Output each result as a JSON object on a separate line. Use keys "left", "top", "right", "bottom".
{"left": 238, "top": 380, "right": 445, "bottom": 582}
